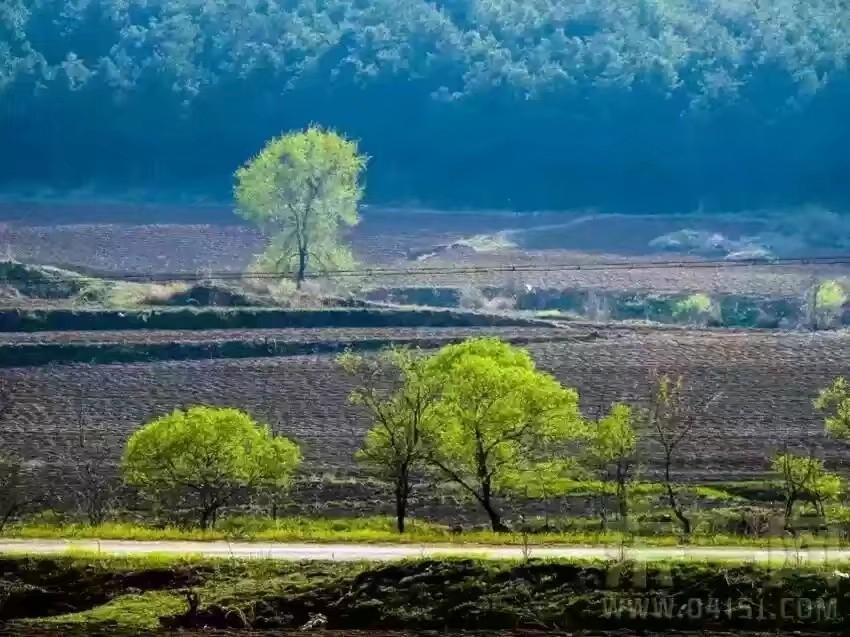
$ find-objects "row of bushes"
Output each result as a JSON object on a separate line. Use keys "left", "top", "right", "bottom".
{"left": 369, "top": 281, "right": 850, "bottom": 329}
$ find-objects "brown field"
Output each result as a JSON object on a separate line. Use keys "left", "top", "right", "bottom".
{"left": 1, "top": 324, "right": 847, "bottom": 514}
{"left": 2, "top": 201, "right": 849, "bottom": 520}
{"left": 2, "top": 202, "right": 843, "bottom": 297}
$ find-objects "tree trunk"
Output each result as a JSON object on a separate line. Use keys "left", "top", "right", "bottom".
{"left": 664, "top": 457, "right": 691, "bottom": 536}
{"left": 395, "top": 468, "right": 411, "bottom": 533}
{"left": 482, "top": 498, "right": 509, "bottom": 532}
{"left": 296, "top": 247, "right": 307, "bottom": 289}
{"left": 784, "top": 492, "right": 796, "bottom": 527}
{"left": 479, "top": 479, "right": 509, "bottom": 532}
{"left": 199, "top": 503, "right": 218, "bottom": 530}
{"left": 616, "top": 463, "right": 629, "bottom": 522}
{"left": 617, "top": 487, "right": 628, "bottom": 522}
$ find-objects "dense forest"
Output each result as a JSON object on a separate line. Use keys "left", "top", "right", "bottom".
{"left": 2, "top": 0, "right": 850, "bottom": 211}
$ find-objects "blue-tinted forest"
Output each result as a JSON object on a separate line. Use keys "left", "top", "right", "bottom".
{"left": 2, "top": 0, "right": 849, "bottom": 211}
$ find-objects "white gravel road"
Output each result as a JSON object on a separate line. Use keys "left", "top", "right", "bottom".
{"left": 1, "top": 539, "right": 849, "bottom": 564}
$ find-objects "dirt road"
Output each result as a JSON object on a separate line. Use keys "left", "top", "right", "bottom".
{"left": 1, "top": 539, "right": 848, "bottom": 564}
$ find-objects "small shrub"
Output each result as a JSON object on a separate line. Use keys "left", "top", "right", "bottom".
{"left": 457, "top": 286, "right": 488, "bottom": 310}
{"left": 458, "top": 287, "right": 516, "bottom": 313}
{"left": 671, "top": 293, "right": 717, "bottom": 325}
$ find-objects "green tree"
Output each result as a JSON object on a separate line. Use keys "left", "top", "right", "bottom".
{"left": 122, "top": 406, "right": 301, "bottom": 529}
{"left": 772, "top": 451, "right": 841, "bottom": 521}
{"left": 815, "top": 377, "right": 850, "bottom": 440}
{"left": 422, "top": 338, "right": 583, "bottom": 532}
{"left": 671, "top": 293, "right": 717, "bottom": 325}
{"left": 339, "top": 347, "right": 440, "bottom": 533}
{"left": 235, "top": 126, "right": 367, "bottom": 288}
{"left": 586, "top": 403, "right": 637, "bottom": 526}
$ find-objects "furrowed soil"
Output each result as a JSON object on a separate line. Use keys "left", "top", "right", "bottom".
{"left": 2, "top": 202, "right": 849, "bottom": 521}
{"left": 2, "top": 204, "right": 843, "bottom": 296}
{"left": 1, "top": 324, "right": 849, "bottom": 520}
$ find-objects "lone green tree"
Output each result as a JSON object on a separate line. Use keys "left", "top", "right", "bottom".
{"left": 422, "top": 338, "right": 584, "bottom": 532}
{"left": 235, "top": 126, "right": 367, "bottom": 288}
{"left": 586, "top": 403, "right": 638, "bottom": 526}
{"left": 122, "top": 406, "right": 301, "bottom": 529}
{"left": 340, "top": 347, "right": 440, "bottom": 533}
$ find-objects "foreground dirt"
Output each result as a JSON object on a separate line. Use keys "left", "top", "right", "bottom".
{"left": 3, "top": 556, "right": 848, "bottom": 635}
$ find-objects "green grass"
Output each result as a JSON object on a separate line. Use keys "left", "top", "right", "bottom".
{"left": 39, "top": 590, "right": 186, "bottom": 631}
{"left": 3, "top": 514, "right": 844, "bottom": 549}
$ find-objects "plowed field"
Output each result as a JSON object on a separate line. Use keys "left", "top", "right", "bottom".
{"left": 1, "top": 326, "right": 846, "bottom": 497}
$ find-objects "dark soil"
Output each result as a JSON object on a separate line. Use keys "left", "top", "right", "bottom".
{"left": 0, "top": 307, "right": 547, "bottom": 333}
{"left": 5, "top": 556, "right": 848, "bottom": 635}
{"left": 0, "top": 557, "right": 207, "bottom": 621}
{"left": 161, "top": 560, "right": 850, "bottom": 632}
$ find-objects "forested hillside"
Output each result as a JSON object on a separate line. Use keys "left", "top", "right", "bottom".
{"left": 2, "top": 0, "right": 850, "bottom": 210}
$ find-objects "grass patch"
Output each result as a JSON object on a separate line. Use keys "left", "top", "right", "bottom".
{"left": 39, "top": 590, "right": 185, "bottom": 631}
{"left": 3, "top": 514, "right": 843, "bottom": 548}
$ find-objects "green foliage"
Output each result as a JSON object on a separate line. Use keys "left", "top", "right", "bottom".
{"left": 422, "top": 337, "right": 584, "bottom": 530}
{"left": 5, "top": 2, "right": 850, "bottom": 210}
{"left": 585, "top": 403, "right": 638, "bottom": 522}
{"left": 771, "top": 452, "right": 842, "bottom": 517}
{"left": 16, "top": 556, "right": 850, "bottom": 634}
{"left": 122, "top": 406, "right": 301, "bottom": 529}
{"left": 235, "top": 126, "right": 367, "bottom": 286}
{"left": 671, "top": 293, "right": 715, "bottom": 323}
{"left": 7, "top": 1, "right": 850, "bottom": 104}
{"left": 41, "top": 591, "right": 186, "bottom": 631}
{"left": 815, "top": 377, "right": 850, "bottom": 441}
{"left": 588, "top": 403, "right": 636, "bottom": 467}
{"left": 815, "top": 280, "right": 848, "bottom": 311}
{"left": 341, "top": 347, "right": 440, "bottom": 532}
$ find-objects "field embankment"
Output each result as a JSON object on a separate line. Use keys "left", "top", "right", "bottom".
{"left": 2, "top": 555, "right": 848, "bottom": 635}
{"left": 0, "top": 319, "right": 562, "bottom": 367}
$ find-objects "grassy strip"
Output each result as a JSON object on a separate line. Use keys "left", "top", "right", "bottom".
{"left": 2, "top": 516, "right": 840, "bottom": 548}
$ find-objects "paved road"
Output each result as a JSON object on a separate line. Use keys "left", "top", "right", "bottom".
{"left": 2, "top": 539, "right": 850, "bottom": 563}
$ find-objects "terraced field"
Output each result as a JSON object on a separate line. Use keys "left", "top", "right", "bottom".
{"left": 1, "top": 324, "right": 847, "bottom": 519}
{"left": 3, "top": 202, "right": 849, "bottom": 522}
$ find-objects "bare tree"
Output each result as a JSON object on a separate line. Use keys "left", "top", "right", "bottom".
{"left": 46, "top": 392, "right": 121, "bottom": 525}
{"left": 642, "top": 373, "right": 719, "bottom": 538}
{"left": 0, "top": 379, "right": 40, "bottom": 530}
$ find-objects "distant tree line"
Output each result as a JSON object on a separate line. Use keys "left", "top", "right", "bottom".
{"left": 2, "top": 0, "right": 850, "bottom": 210}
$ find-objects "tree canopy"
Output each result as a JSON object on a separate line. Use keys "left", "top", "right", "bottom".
{"left": 3, "top": 0, "right": 850, "bottom": 210}
{"left": 422, "top": 337, "right": 584, "bottom": 530}
{"left": 235, "top": 126, "right": 366, "bottom": 286}
{"left": 122, "top": 406, "right": 302, "bottom": 528}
